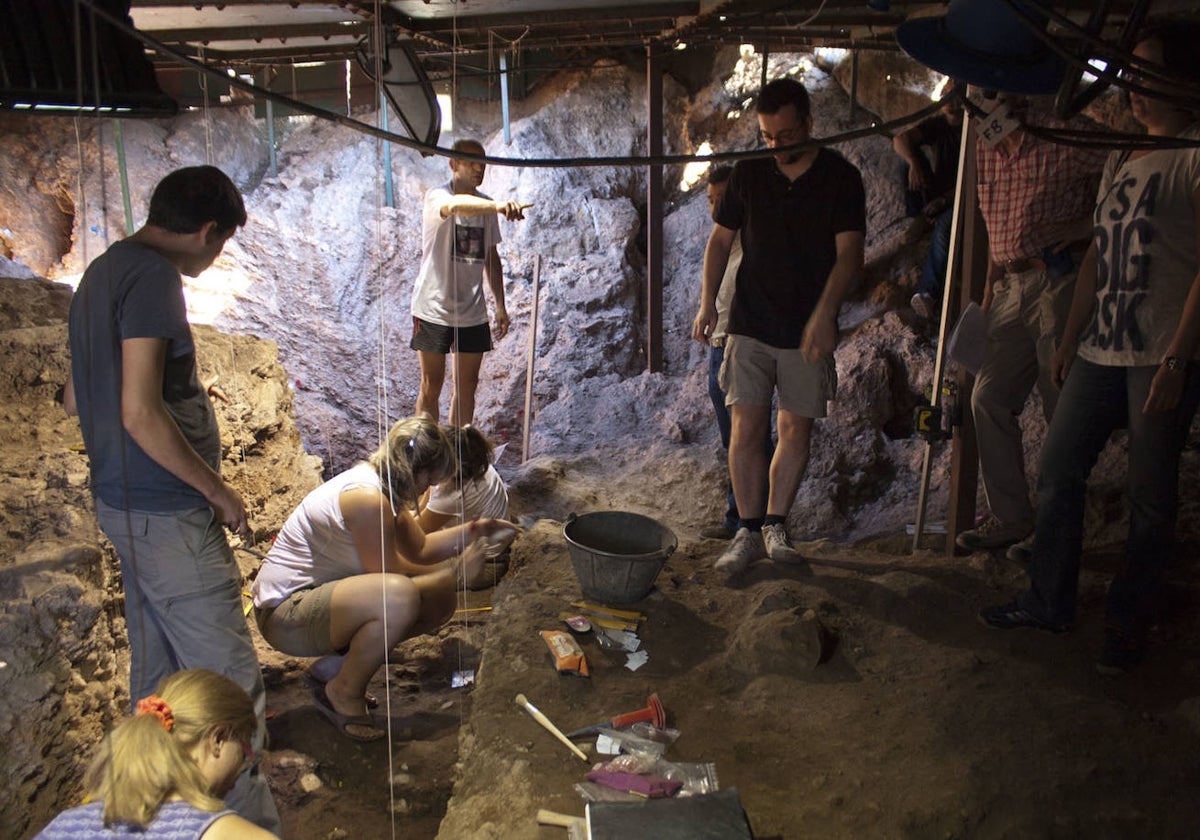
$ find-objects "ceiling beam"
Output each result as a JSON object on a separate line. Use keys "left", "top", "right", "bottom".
{"left": 129, "top": 0, "right": 352, "bottom": 6}
{"left": 394, "top": 2, "right": 693, "bottom": 30}
{"left": 140, "top": 21, "right": 372, "bottom": 43}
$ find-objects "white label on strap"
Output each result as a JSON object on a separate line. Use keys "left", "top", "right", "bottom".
{"left": 975, "top": 100, "right": 1021, "bottom": 149}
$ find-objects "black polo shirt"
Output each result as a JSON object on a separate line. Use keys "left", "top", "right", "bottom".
{"left": 716, "top": 148, "right": 866, "bottom": 349}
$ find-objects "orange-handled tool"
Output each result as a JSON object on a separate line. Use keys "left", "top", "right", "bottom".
{"left": 565, "top": 693, "right": 665, "bottom": 739}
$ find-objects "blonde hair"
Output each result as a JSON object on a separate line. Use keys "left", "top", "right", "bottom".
{"left": 367, "top": 417, "right": 456, "bottom": 506}
{"left": 83, "top": 669, "right": 256, "bottom": 827}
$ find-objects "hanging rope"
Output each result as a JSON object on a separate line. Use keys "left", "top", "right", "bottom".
{"left": 85, "top": 0, "right": 110, "bottom": 252}
{"left": 366, "top": 2, "right": 404, "bottom": 829}
{"left": 198, "top": 45, "right": 214, "bottom": 165}
{"left": 73, "top": 119, "right": 89, "bottom": 270}
{"left": 441, "top": 0, "right": 476, "bottom": 742}
{"left": 71, "top": 0, "right": 90, "bottom": 268}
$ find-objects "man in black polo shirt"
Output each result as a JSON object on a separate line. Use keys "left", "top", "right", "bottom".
{"left": 692, "top": 77, "right": 866, "bottom": 573}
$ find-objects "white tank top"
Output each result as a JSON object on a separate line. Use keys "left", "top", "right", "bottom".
{"left": 251, "top": 463, "right": 390, "bottom": 608}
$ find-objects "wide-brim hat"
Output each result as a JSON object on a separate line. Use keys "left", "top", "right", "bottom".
{"left": 896, "top": 0, "right": 1066, "bottom": 95}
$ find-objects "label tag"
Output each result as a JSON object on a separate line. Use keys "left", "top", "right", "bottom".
{"left": 974, "top": 100, "right": 1020, "bottom": 149}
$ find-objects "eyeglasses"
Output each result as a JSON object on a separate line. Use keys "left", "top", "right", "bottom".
{"left": 759, "top": 126, "right": 805, "bottom": 145}
{"left": 1118, "top": 67, "right": 1146, "bottom": 85}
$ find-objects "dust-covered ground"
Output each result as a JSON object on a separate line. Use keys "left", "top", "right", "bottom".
{"left": 257, "top": 456, "right": 1200, "bottom": 840}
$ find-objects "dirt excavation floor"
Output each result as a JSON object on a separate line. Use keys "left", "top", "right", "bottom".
{"left": 253, "top": 459, "right": 1200, "bottom": 840}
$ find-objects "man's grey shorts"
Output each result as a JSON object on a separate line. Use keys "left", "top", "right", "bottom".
{"left": 720, "top": 333, "right": 837, "bottom": 418}
{"left": 255, "top": 581, "right": 339, "bottom": 658}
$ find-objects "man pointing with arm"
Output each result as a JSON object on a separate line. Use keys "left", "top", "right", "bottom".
{"left": 411, "top": 138, "right": 532, "bottom": 424}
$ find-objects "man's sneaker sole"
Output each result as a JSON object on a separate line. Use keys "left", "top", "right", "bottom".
{"left": 767, "top": 545, "right": 802, "bottom": 562}
{"left": 977, "top": 602, "right": 1069, "bottom": 634}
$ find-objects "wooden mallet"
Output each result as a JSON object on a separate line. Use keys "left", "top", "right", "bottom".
{"left": 515, "top": 693, "right": 589, "bottom": 762}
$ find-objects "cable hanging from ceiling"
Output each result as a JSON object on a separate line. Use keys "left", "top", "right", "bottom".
{"left": 76, "top": 0, "right": 1200, "bottom": 167}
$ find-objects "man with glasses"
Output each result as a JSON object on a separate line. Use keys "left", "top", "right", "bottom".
{"left": 692, "top": 77, "right": 866, "bottom": 572}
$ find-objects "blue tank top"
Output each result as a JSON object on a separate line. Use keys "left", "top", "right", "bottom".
{"left": 34, "top": 800, "right": 234, "bottom": 839}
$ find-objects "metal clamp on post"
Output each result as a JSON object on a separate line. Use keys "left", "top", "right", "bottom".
{"left": 914, "top": 378, "right": 961, "bottom": 442}
{"left": 914, "top": 405, "right": 946, "bottom": 442}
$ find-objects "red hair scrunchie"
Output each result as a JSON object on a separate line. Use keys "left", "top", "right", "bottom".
{"left": 135, "top": 695, "right": 175, "bottom": 732}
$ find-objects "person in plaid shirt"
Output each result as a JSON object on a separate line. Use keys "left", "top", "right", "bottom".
{"left": 956, "top": 94, "right": 1107, "bottom": 556}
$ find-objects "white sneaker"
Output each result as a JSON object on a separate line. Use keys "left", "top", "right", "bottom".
{"left": 910, "top": 292, "right": 935, "bottom": 320}
{"left": 762, "top": 522, "right": 801, "bottom": 563}
{"left": 714, "top": 527, "right": 766, "bottom": 573}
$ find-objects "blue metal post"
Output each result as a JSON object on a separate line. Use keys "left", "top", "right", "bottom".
{"left": 381, "top": 90, "right": 394, "bottom": 208}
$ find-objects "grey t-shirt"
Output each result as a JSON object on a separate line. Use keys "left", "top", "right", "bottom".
{"left": 68, "top": 240, "right": 220, "bottom": 512}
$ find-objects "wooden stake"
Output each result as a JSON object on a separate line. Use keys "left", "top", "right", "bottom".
{"left": 522, "top": 254, "right": 541, "bottom": 463}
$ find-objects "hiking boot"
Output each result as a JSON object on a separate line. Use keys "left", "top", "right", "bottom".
{"left": 910, "top": 292, "right": 935, "bottom": 320}
{"left": 1005, "top": 532, "right": 1034, "bottom": 563}
{"left": 956, "top": 516, "right": 1033, "bottom": 551}
{"left": 699, "top": 523, "right": 737, "bottom": 541}
{"left": 762, "top": 522, "right": 801, "bottom": 563}
{"left": 714, "top": 527, "right": 766, "bottom": 574}
{"left": 1097, "top": 625, "right": 1147, "bottom": 676}
{"left": 977, "top": 600, "right": 1070, "bottom": 634}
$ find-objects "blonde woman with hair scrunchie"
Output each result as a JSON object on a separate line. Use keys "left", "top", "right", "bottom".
{"left": 34, "top": 669, "right": 274, "bottom": 839}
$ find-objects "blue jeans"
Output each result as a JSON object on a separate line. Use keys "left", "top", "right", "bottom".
{"left": 95, "top": 500, "right": 282, "bottom": 835}
{"left": 709, "top": 344, "right": 774, "bottom": 528}
{"left": 1017, "top": 358, "right": 1200, "bottom": 629}
{"left": 917, "top": 206, "right": 953, "bottom": 300}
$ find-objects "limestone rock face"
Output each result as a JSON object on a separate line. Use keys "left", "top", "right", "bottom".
{"left": 0, "top": 271, "right": 320, "bottom": 836}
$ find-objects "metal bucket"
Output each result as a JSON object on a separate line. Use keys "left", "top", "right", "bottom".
{"left": 563, "top": 511, "right": 677, "bottom": 605}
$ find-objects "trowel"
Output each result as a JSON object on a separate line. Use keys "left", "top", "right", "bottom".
{"left": 566, "top": 693, "right": 665, "bottom": 739}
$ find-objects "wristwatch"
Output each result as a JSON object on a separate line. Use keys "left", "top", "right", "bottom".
{"left": 1163, "top": 356, "right": 1187, "bottom": 372}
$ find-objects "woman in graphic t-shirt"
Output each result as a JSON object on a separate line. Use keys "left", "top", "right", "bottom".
{"left": 980, "top": 21, "right": 1200, "bottom": 675}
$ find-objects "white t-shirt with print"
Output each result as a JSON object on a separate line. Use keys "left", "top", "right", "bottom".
{"left": 410, "top": 183, "right": 502, "bottom": 328}
{"left": 1079, "top": 126, "right": 1200, "bottom": 366}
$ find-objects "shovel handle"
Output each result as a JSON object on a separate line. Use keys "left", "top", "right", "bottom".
{"left": 537, "top": 809, "right": 583, "bottom": 828}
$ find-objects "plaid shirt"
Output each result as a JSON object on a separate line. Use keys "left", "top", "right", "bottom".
{"left": 976, "top": 126, "right": 1107, "bottom": 264}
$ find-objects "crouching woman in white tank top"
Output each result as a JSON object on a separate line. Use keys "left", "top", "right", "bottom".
{"left": 251, "top": 417, "right": 520, "bottom": 741}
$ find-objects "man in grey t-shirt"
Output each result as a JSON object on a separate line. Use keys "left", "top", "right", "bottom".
{"left": 64, "top": 166, "right": 279, "bottom": 835}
